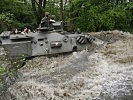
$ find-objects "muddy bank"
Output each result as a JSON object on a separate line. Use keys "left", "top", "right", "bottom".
{"left": 2, "top": 30, "right": 133, "bottom": 100}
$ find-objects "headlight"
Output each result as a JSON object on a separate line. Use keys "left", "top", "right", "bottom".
{"left": 50, "top": 41, "right": 62, "bottom": 48}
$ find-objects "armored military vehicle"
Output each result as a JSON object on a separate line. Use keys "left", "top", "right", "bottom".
{"left": 0, "top": 14, "right": 96, "bottom": 58}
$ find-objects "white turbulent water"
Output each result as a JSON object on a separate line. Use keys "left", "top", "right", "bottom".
{"left": 7, "top": 31, "right": 133, "bottom": 100}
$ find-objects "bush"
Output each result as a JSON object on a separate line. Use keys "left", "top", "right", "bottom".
{"left": 0, "top": 0, "right": 36, "bottom": 32}
{"left": 66, "top": 0, "right": 133, "bottom": 32}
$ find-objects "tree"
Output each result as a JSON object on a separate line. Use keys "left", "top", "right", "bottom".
{"left": 66, "top": 0, "right": 132, "bottom": 32}
{"left": 31, "top": 0, "right": 46, "bottom": 25}
{"left": 0, "top": 0, "right": 35, "bottom": 32}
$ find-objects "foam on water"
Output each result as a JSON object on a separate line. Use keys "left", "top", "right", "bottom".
{"left": 87, "top": 52, "right": 133, "bottom": 99}
{"left": 8, "top": 50, "right": 133, "bottom": 100}
{"left": 6, "top": 31, "right": 133, "bottom": 100}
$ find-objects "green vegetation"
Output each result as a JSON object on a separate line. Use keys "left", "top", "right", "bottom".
{"left": 66, "top": 0, "right": 133, "bottom": 32}
{"left": 0, "top": 0, "right": 132, "bottom": 33}
{"left": 0, "top": 67, "right": 5, "bottom": 85}
{"left": 45, "top": 0, "right": 61, "bottom": 21}
{"left": 0, "top": 0, "right": 35, "bottom": 33}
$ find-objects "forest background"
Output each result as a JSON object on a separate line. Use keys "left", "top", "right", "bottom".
{"left": 0, "top": 0, "right": 133, "bottom": 33}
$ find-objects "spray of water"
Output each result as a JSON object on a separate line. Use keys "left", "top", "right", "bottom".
{"left": 6, "top": 31, "right": 133, "bottom": 100}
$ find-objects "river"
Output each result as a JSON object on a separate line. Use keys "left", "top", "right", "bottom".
{"left": 1, "top": 30, "right": 133, "bottom": 100}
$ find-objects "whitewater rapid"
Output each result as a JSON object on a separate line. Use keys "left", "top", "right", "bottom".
{"left": 4, "top": 30, "right": 133, "bottom": 100}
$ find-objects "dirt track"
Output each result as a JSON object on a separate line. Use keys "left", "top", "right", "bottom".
{"left": 2, "top": 30, "right": 133, "bottom": 100}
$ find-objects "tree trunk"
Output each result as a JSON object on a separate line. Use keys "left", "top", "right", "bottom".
{"left": 31, "top": 0, "right": 46, "bottom": 25}
{"left": 60, "top": 0, "right": 64, "bottom": 22}
{"left": 60, "top": 0, "right": 64, "bottom": 30}
{"left": 31, "top": 0, "right": 39, "bottom": 24}
{"left": 43, "top": 0, "right": 46, "bottom": 9}
{"left": 0, "top": 19, "right": 7, "bottom": 31}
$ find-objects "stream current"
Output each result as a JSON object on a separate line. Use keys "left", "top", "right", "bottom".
{"left": 1, "top": 30, "right": 133, "bottom": 100}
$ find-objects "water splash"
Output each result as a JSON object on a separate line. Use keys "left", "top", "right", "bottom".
{"left": 5, "top": 31, "right": 133, "bottom": 100}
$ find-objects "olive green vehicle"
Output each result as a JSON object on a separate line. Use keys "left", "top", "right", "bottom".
{"left": 0, "top": 15, "right": 96, "bottom": 58}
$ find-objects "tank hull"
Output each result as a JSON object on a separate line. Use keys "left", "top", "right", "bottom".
{"left": 0, "top": 31, "right": 94, "bottom": 58}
